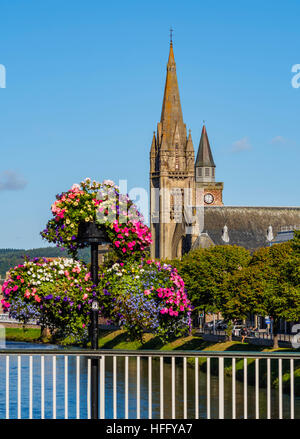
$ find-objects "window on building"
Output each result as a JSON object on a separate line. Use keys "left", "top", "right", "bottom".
{"left": 197, "top": 168, "right": 202, "bottom": 177}
{"left": 205, "top": 168, "right": 210, "bottom": 177}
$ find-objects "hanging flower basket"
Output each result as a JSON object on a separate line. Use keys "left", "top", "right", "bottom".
{"left": 98, "top": 259, "right": 193, "bottom": 342}
{"left": 1, "top": 257, "right": 95, "bottom": 337}
{"left": 41, "top": 178, "right": 152, "bottom": 259}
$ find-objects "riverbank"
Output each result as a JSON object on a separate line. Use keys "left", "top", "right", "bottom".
{"left": 95, "top": 329, "right": 300, "bottom": 395}
{"left": 5, "top": 327, "right": 42, "bottom": 342}
{"left": 4, "top": 327, "right": 300, "bottom": 395}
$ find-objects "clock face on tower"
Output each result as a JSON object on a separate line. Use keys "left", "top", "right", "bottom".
{"left": 204, "top": 193, "right": 214, "bottom": 204}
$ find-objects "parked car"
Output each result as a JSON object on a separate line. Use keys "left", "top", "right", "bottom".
{"left": 204, "top": 320, "right": 222, "bottom": 330}
{"left": 215, "top": 320, "right": 228, "bottom": 330}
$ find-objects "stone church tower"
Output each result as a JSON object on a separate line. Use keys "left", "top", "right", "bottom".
{"left": 150, "top": 41, "right": 224, "bottom": 260}
{"left": 195, "top": 124, "right": 224, "bottom": 206}
{"left": 150, "top": 41, "right": 196, "bottom": 260}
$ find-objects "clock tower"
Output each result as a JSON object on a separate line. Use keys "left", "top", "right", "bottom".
{"left": 195, "top": 124, "right": 224, "bottom": 206}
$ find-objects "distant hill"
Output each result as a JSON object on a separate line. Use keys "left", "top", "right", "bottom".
{"left": 0, "top": 247, "right": 90, "bottom": 278}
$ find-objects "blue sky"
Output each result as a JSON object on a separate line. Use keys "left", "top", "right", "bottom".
{"left": 0, "top": 0, "right": 299, "bottom": 248}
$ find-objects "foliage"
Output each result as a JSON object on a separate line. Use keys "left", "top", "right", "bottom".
{"left": 1, "top": 257, "right": 96, "bottom": 339}
{"left": 291, "top": 230, "right": 300, "bottom": 255}
{"left": 41, "top": 178, "right": 152, "bottom": 260}
{"left": 224, "top": 242, "right": 300, "bottom": 347}
{"left": 98, "top": 260, "right": 192, "bottom": 342}
{"left": 171, "top": 245, "right": 251, "bottom": 314}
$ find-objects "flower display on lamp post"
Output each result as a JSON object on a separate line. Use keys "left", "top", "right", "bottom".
{"left": 1, "top": 257, "right": 94, "bottom": 338}
{"left": 40, "top": 178, "right": 152, "bottom": 260}
{"left": 98, "top": 260, "right": 192, "bottom": 343}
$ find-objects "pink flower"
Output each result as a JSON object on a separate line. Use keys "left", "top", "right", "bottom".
{"left": 84, "top": 273, "right": 91, "bottom": 281}
{"left": 72, "top": 266, "right": 81, "bottom": 273}
{"left": 144, "top": 290, "right": 151, "bottom": 296}
{"left": 82, "top": 293, "right": 88, "bottom": 300}
{"left": 1, "top": 299, "right": 10, "bottom": 309}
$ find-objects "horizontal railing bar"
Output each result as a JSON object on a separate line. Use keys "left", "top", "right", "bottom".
{"left": 0, "top": 349, "right": 300, "bottom": 359}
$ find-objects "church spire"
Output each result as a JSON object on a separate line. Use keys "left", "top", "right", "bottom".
{"left": 160, "top": 41, "right": 186, "bottom": 147}
{"left": 195, "top": 124, "right": 216, "bottom": 183}
{"left": 195, "top": 124, "right": 215, "bottom": 167}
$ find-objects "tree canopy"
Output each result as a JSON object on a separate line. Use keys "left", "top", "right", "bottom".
{"left": 170, "top": 245, "right": 251, "bottom": 314}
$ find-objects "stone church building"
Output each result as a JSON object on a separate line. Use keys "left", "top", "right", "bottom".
{"left": 150, "top": 41, "right": 300, "bottom": 260}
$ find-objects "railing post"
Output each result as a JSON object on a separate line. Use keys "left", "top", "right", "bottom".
{"left": 91, "top": 242, "right": 99, "bottom": 419}
{"left": 219, "top": 357, "right": 224, "bottom": 419}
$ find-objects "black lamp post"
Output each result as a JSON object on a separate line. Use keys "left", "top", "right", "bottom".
{"left": 77, "top": 221, "right": 109, "bottom": 419}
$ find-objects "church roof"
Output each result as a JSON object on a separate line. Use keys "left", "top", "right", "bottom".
{"left": 195, "top": 125, "right": 216, "bottom": 167}
{"left": 272, "top": 230, "right": 295, "bottom": 245}
{"left": 193, "top": 206, "right": 300, "bottom": 252}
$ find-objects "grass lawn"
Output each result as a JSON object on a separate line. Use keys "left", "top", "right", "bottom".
{"left": 5, "top": 327, "right": 42, "bottom": 342}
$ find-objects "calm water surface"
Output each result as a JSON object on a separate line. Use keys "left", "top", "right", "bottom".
{"left": 0, "top": 341, "right": 299, "bottom": 419}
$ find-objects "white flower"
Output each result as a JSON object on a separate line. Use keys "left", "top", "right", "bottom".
{"left": 103, "top": 179, "right": 115, "bottom": 186}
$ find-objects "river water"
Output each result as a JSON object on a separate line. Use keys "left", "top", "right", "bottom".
{"left": 0, "top": 341, "right": 299, "bottom": 419}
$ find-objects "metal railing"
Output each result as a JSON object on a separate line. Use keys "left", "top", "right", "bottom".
{"left": 0, "top": 314, "right": 38, "bottom": 325}
{"left": 199, "top": 328, "right": 294, "bottom": 343}
{"left": 0, "top": 349, "right": 299, "bottom": 419}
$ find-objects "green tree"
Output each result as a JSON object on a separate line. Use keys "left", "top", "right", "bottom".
{"left": 171, "top": 245, "right": 251, "bottom": 317}
{"left": 225, "top": 242, "right": 300, "bottom": 349}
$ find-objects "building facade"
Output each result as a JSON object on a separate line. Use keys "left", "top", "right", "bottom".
{"left": 150, "top": 42, "right": 300, "bottom": 259}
